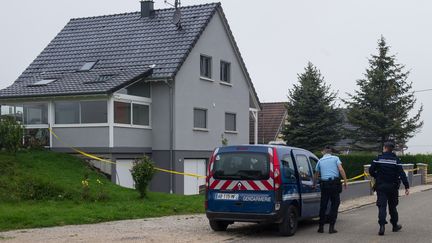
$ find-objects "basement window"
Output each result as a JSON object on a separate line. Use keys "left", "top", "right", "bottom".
{"left": 79, "top": 61, "right": 98, "bottom": 71}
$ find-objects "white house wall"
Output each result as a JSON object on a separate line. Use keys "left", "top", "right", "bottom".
{"left": 174, "top": 12, "right": 250, "bottom": 151}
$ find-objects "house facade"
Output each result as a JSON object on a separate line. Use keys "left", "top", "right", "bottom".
{"left": 0, "top": 2, "right": 260, "bottom": 195}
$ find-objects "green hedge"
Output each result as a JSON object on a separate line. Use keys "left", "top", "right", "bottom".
{"left": 335, "top": 154, "right": 432, "bottom": 179}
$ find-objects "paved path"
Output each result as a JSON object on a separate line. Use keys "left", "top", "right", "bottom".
{"left": 1, "top": 185, "right": 431, "bottom": 243}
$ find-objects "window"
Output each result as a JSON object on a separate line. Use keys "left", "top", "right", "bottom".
{"left": 55, "top": 102, "right": 80, "bottom": 124}
{"left": 193, "top": 108, "right": 207, "bottom": 129}
{"left": 79, "top": 61, "right": 98, "bottom": 71}
{"left": 282, "top": 154, "right": 296, "bottom": 182}
{"left": 114, "top": 101, "right": 150, "bottom": 126}
{"left": 114, "top": 102, "right": 131, "bottom": 124}
{"left": 220, "top": 61, "right": 231, "bottom": 82}
{"left": 24, "top": 129, "right": 49, "bottom": 147}
{"left": 309, "top": 157, "right": 318, "bottom": 174}
{"left": 28, "top": 79, "right": 56, "bottom": 87}
{"left": 54, "top": 101, "right": 107, "bottom": 124}
{"left": 296, "top": 155, "right": 312, "bottom": 181}
{"left": 225, "top": 113, "right": 236, "bottom": 131}
{"left": 212, "top": 152, "right": 270, "bottom": 180}
{"left": 24, "top": 103, "right": 48, "bottom": 125}
{"left": 81, "top": 101, "right": 107, "bottom": 123}
{"left": 133, "top": 104, "right": 150, "bottom": 126}
{"left": 200, "top": 55, "right": 212, "bottom": 79}
{"left": 84, "top": 75, "right": 115, "bottom": 84}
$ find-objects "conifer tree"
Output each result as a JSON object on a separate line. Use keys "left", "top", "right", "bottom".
{"left": 344, "top": 36, "right": 423, "bottom": 151}
{"left": 282, "top": 62, "right": 342, "bottom": 151}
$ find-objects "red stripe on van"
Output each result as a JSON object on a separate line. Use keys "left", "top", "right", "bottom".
{"left": 247, "top": 180, "right": 261, "bottom": 190}
{"left": 261, "top": 180, "right": 274, "bottom": 190}
{"left": 220, "top": 180, "right": 232, "bottom": 190}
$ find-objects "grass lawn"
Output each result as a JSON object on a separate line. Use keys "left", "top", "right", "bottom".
{"left": 0, "top": 150, "right": 204, "bottom": 232}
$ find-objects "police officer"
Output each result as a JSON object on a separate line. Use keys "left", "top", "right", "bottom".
{"left": 314, "top": 145, "right": 348, "bottom": 234}
{"left": 369, "top": 141, "right": 409, "bottom": 236}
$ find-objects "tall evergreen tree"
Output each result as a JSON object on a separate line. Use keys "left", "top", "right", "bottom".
{"left": 344, "top": 36, "right": 423, "bottom": 151}
{"left": 282, "top": 62, "right": 342, "bottom": 151}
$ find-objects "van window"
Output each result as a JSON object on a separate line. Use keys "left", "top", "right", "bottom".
{"left": 295, "top": 155, "right": 312, "bottom": 181}
{"left": 309, "top": 157, "right": 318, "bottom": 173}
{"left": 213, "top": 152, "right": 270, "bottom": 180}
{"left": 281, "top": 154, "right": 296, "bottom": 183}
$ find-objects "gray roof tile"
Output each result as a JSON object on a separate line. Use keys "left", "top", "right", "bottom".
{"left": 0, "top": 3, "right": 220, "bottom": 98}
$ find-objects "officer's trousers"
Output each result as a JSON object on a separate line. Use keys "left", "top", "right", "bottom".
{"left": 376, "top": 186, "right": 399, "bottom": 226}
{"left": 319, "top": 182, "right": 341, "bottom": 225}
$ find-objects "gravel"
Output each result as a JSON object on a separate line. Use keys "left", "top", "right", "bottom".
{"left": 2, "top": 184, "right": 431, "bottom": 243}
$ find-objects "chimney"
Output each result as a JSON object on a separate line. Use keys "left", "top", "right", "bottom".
{"left": 141, "top": 0, "right": 154, "bottom": 18}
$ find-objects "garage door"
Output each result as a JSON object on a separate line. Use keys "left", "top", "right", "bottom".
{"left": 116, "top": 159, "right": 135, "bottom": 189}
{"left": 184, "top": 159, "right": 207, "bottom": 195}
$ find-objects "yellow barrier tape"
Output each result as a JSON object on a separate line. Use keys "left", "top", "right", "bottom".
{"left": 48, "top": 128, "right": 206, "bottom": 179}
{"left": 347, "top": 173, "right": 366, "bottom": 182}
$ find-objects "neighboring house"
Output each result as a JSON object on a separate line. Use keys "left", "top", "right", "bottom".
{"left": 249, "top": 102, "right": 287, "bottom": 144}
{"left": 0, "top": 1, "right": 260, "bottom": 195}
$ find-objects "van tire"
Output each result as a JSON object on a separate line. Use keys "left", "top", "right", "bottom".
{"left": 279, "top": 205, "right": 298, "bottom": 236}
{"left": 209, "top": 220, "right": 229, "bottom": 231}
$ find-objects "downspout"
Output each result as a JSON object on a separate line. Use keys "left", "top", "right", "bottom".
{"left": 164, "top": 78, "right": 175, "bottom": 194}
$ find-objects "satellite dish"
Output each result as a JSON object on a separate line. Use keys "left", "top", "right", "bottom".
{"left": 173, "top": 8, "right": 181, "bottom": 26}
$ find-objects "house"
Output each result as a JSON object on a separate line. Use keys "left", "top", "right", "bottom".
{"left": 249, "top": 102, "right": 287, "bottom": 144}
{"left": 0, "top": 1, "right": 260, "bottom": 195}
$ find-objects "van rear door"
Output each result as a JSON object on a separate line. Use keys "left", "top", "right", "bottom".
{"left": 207, "top": 147, "right": 275, "bottom": 214}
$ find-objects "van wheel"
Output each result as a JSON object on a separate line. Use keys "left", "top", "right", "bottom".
{"left": 209, "top": 220, "right": 229, "bottom": 231}
{"left": 279, "top": 205, "right": 298, "bottom": 236}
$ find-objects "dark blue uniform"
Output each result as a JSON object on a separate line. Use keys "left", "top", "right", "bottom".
{"left": 369, "top": 152, "right": 409, "bottom": 226}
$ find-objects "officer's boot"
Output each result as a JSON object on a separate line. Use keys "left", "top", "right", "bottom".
{"left": 329, "top": 224, "right": 337, "bottom": 234}
{"left": 392, "top": 224, "right": 402, "bottom": 232}
{"left": 378, "top": 225, "right": 385, "bottom": 236}
{"left": 317, "top": 224, "right": 324, "bottom": 233}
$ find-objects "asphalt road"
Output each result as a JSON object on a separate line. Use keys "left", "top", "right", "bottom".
{"left": 226, "top": 189, "right": 432, "bottom": 243}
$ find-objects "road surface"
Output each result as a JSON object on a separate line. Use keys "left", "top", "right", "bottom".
{"left": 231, "top": 189, "right": 432, "bottom": 242}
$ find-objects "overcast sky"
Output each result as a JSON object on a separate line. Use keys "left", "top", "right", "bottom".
{"left": 0, "top": 0, "right": 430, "bottom": 153}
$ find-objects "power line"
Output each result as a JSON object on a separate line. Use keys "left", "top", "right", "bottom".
{"left": 414, "top": 88, "right": 432, "bottom": 93}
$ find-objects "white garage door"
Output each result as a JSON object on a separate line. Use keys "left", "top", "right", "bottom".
{"left": 184, "top": 159, "right": 207, "bottom": 195}
{"left": 116, "top": 159, "right": 135, "bottom": 189}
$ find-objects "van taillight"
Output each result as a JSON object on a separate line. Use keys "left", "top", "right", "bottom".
{"left": 272, "top": 148, "right": 282, "bottom": 190}
{"left": 205, "top": 149, "right": 218, "bottom": 210}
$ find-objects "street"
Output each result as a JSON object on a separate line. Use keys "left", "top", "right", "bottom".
{"left": 230, "top": 189, "right": 432, "bottom": 243}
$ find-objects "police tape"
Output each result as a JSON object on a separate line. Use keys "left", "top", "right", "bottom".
{"left": 347, "top": 173, "right": 366, "bottom": 182}
{"left": 48, "top": 128, "right": 206, "bottom": 179}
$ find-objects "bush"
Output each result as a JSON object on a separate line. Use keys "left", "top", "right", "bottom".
{"left": 337, "top": 154, "right": 432, "bottom": 178}
{"left": 17, "top": 176, "right": 71, "bottom": 201}
{"left": 130, "top": 156, "right": 156, "bottom": 198}
{"left": 0, "top": 116, "right": 24, "bottom": 154}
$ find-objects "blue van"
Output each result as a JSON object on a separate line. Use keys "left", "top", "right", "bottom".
{"left": 205, "top": 145, "right": 321, "bottom": 236}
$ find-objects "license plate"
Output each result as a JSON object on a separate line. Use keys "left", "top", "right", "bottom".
{"left": 215, "top": 193, "right": 239, "bottom": 200}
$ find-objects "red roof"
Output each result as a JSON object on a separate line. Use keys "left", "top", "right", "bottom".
{"left": 250, "top": 102, "right": 287, "bottom": 144}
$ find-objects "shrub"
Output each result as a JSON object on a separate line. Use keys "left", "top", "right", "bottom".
{"left": 130, "top": 156, "right": 155, "bottom": 198}
{"left": 337, "top": 154, "right": 432, "bottom": 178}
{"left": 0, "top": 116, "right": 24, "bottom": 154}
{"left": 17, "top": 176, "right": 70, "bottom": 201}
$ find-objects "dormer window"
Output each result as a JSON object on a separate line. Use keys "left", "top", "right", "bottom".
{"left": 28, "top": 79, "right": 56, "bottom": 87}
{"left": 84, "top": 74, "right": 115, "bottom": 84}
{"left": 79, "top": 61, "right": 98, "bottom": 71}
